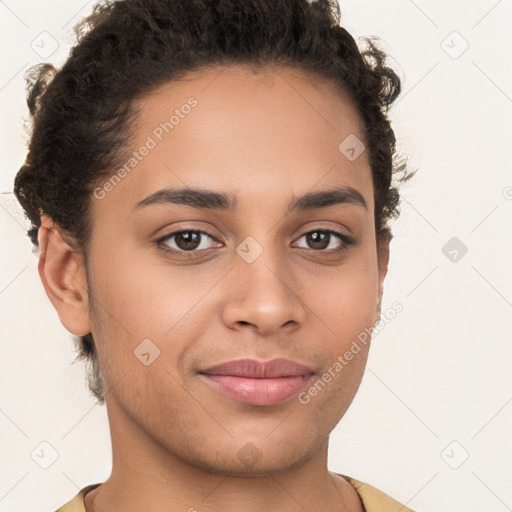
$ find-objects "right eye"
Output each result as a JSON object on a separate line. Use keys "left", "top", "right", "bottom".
{"left": 156, "top": 229, "right": 223, "bottom": 256}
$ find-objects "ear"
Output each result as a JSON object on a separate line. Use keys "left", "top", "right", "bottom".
{"left": 375, "top": 226, "right": 392, "bottom": 322}
{"left": 37, "top": 215, "right": 91, "bottom": 336}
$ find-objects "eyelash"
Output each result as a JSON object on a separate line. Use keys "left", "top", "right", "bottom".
{"left": 155, "top": 227, "right": 356, "bottom": 258}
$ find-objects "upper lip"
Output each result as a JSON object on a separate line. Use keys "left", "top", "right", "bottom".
{"left": 200, "top": 358, "right": 315, "bottom": 378}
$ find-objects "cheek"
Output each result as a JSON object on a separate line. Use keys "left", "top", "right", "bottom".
{"left": 296, "top": 262, "right": 378, "bottom": 418}
{"left": 299, "top": 255, "right": 378, "bottom": 406}
{"left": 307, "top": 258, "right": 379, "bottom": 336}
{"left": 87, "top": 240, "right": 223, "bottom": 390}
{"left": 90, "top": 238, "right": 208, "bottom": 336}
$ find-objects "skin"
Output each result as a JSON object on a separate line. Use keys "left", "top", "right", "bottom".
{"left": 38, "top": 64, "right": 390, "bottom": 512}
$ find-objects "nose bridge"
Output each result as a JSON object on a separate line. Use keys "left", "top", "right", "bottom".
{"left": 221, "top": 231, "right": 306, "bottom": 333}
{"left": 235, "top": 232, "right": 291, "bottom": 292}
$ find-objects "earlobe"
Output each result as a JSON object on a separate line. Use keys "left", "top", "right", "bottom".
{"left": 37, "top": 215, "right": 91, "bottom": 336}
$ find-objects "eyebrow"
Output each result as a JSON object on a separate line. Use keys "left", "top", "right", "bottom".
{"left": 132, "top": 185, "right": 367, "bottom": 213}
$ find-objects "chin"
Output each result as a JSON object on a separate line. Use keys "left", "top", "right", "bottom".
{"left": 179, "top": 434, "right": 320, "bottom": 477}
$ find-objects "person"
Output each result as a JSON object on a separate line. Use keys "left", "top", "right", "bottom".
{"left": 13, "top": 0, "right": 416, "bottom": 510}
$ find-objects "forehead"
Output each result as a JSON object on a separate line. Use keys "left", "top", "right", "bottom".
{"left": 92, "top": 63, "right": 372, "bottom": 216}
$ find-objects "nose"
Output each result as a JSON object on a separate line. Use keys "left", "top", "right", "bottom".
{"left": 221, "top": 243, "right": 307, "bottom": 336}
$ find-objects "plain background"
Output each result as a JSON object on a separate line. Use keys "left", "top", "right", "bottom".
{"left": 1, "top": 1, "right": 511, "bottom": 511}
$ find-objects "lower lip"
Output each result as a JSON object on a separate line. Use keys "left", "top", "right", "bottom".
{"left": 200, "top": 374, "right": 313, "bottom": 405}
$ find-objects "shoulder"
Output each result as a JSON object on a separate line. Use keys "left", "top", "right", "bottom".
{"left": 54, "top": 483, "right": 102, "bottom": 512}
{"left": 338, "top": 473, "right": 416, "bottom": 512}
{"left": 53, "top": 477, "right": 414, "bottom": 512}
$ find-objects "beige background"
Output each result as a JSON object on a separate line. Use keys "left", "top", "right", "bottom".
{"left": 1, "top": 1, "right": 511, "bottom": 510}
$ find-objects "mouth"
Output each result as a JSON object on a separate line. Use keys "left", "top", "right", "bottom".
{"left": 198, "top": 358, "right": 315, "bottom": 406}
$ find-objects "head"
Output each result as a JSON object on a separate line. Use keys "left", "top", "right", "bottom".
{"left": 14, "top": 0, "right": 413, "bottom": 475}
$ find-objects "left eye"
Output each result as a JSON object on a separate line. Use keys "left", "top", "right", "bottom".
{"left": 293, "top": 229, "right": 352, "bottom": 252}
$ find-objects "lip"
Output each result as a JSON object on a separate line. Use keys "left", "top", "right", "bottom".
{"left": 199, "top": 358, "right": 315, "bottom": 406}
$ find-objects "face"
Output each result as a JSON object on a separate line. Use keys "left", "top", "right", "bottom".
{"left": 42, "top": 64, "right": 389, "bottom": 476}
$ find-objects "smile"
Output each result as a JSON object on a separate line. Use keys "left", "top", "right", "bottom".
{"left": 199, "top": 358, "right": 315, "bottom": 406}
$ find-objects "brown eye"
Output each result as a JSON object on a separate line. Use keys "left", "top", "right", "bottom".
{"left": 294, "top": 229, "right": 354, "bottom": 253}
{"left": 174, "top": 231, "right": 202, "bottom": 251}
{"left": 305, "top": 231, "right": 330, "bottom": 250}
{"left": 158, "top": 230, "right": 218, "bottom": 253}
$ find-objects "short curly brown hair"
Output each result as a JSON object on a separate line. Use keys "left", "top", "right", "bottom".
{"left": 13, "top": 0, "right": 414, "bottom": 404}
